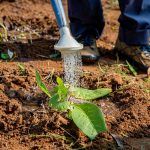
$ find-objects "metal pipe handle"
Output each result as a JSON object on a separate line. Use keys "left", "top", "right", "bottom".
{"left": 50, "top": 0, "right": 68, "bottom": 28}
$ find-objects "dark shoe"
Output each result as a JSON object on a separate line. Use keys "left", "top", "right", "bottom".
{"left": 77, "top": 36, "right": 100, "bottom": 63}
{"left": 115, "top": 38, "right": 150, "bottom": 73}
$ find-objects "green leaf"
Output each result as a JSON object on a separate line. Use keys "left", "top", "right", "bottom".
{"left": 18, "top": 63, "right": 25, "bottom": 72}
{"left": 126, "top": 60, "right": 137, "bottom": 76}
{"left": 71, "top": 103, "right": 107, "bottom": 140}
{"left": 68, "top": 111, "right": 73, "bottom": 120}
{"left": 56, "top": 77, "right": 68, "bottom": 101}
{"left": 49, "top": 94, "right": 70, "bottom": 111}
{"left": 1, "top": 53, "right": 9, "bottom": 60}
{"left": 56, "top": 77, "right": 64, "bottom": 86}
{"left": 36, "top": 70, "right": 51, "bottom": 97}
{"left": 70, "top": 87, "right": 112, "bottom": 100}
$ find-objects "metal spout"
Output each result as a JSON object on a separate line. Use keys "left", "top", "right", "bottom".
{"left": 50, "top": 0, "right": 83, "bottom": 54}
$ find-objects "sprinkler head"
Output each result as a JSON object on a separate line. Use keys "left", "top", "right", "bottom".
{"left": 54, "top": 27, "right": 83, "bottom": 55}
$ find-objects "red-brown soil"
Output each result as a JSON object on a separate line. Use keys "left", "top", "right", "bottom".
{"left": 0, "top": 0, "right": 150, "bottom": 150}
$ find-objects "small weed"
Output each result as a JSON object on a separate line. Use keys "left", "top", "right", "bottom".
{"left": 18, "top": 63, "right": 27, "bottom": 75}
{"left": 126, "top": 60, "right": 137, "bottom": 76}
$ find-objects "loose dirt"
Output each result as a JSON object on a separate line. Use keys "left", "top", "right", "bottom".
{"left": 0, "top": 0, "right": 150, "bottom": 150}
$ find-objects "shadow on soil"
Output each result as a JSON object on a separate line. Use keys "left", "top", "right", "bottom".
{"left": 0, "top": 38, "right": 58, "bottom": 60}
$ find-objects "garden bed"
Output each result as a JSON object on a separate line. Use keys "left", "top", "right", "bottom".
{"left": 0, "top": 0, "right": 150, "bottom": 149}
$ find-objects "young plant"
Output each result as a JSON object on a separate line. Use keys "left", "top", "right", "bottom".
{"left": 17, "top": 63, "right": 27, "bottom": 75}
{"left": 36, "top": 71, "right": 112, "bottom": 140}
{"left": 126, "top": 60, "right": 137, "bottom": 76}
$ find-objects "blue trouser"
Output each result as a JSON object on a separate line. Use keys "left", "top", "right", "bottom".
{"left": 68, "top": 0, "right": 150, "bottom": 45}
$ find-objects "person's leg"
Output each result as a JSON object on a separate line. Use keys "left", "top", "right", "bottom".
{"left": 116, "top": 0, "right": 150, "bottom": 72}
{"left": 68, "top": 0, "right": 105, "bottom": 39}
{"left": 118, "top": 0, "right": 150, "bottom": 45}
{"left": 68, "top": 0, "right": 104, "bottom": 62}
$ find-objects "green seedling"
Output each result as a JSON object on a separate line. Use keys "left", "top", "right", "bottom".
{"left": 0, "top": 49, "right": 14, "bottom": 60}
{"left": 36, "top": 71, "right": 112, "bottom": 140}
{"left": 18, "top": 63, "right": 27, "bottom": 75}
{"left": 126, "top": 60, "right": 137, "bottom": 76}
{"left": 0, "top": 53, "right": 9, "bottom": 60}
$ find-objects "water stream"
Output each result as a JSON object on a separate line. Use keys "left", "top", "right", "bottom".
{"left": 62, "top": 51, "right": 82, "bottom": 86}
